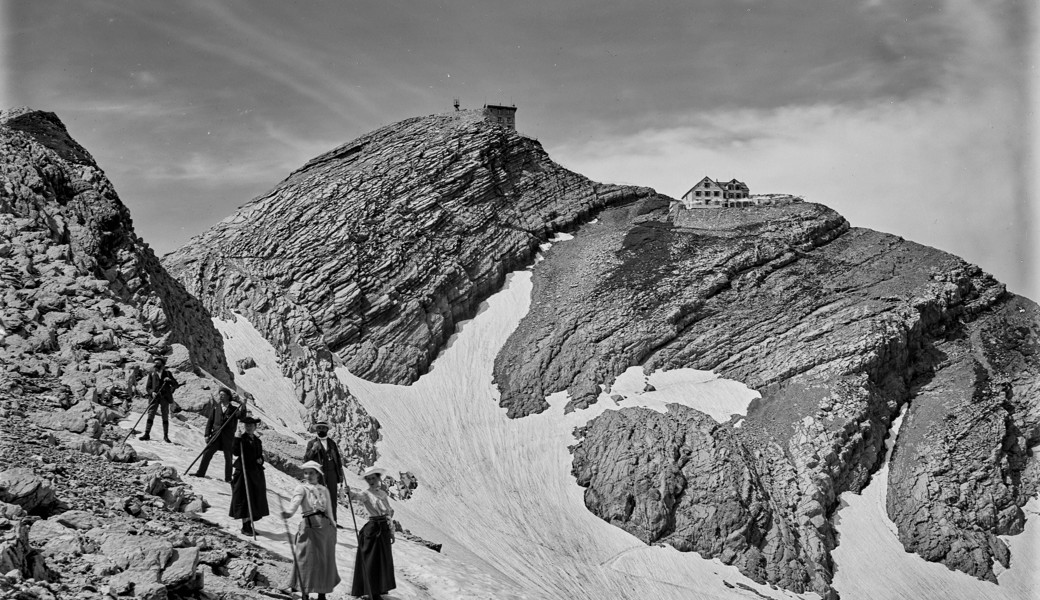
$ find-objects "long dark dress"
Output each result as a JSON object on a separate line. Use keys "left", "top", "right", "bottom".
{"left": 350, "top": 489, "right": 395, "bottom": 598}
{"left": 229, "top": 433, "right": 270, "bottom": 520}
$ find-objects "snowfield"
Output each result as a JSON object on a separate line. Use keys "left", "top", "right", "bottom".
{"left": 133, "top": 255, "right": 1037, "bottom": 599}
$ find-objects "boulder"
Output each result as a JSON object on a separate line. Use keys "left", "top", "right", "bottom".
{"left": 235, "top": 357, "right": 256, "bottom": 374}
{"left": 54, "top": 430, "right": 109, "bottom": 455}
{"left": 106, "top": 443, "right": 138, "bottom": 463}
{"left": 169, "top": 376, "right": 215, "bottom": 413}
{"left": 95, "top": 531, "right": 173, "bottom": 575}
{"left": 166, "top": 343, "right": 193, "bottom": 372}
{"left": 0, "top": 468, "right": 57, "bottom": 514}
{"left": 159, "top": 547, "right": 199, "bottom": 588}
{"left": 0, "top": 518, "right": 54, "bottom": 581}
{"left": 28, "top": 519, "right": 84, "bottom": 558}
{"left": 55, "top": 509, "right": 101, "bottom": 530}
{"left": 28, "top": 409, "right": 94, "bottom": 435}
{"left": 0, "top": 502, "right": 25, "bottom": 519}
{"left": 226, "top": 557, "right": 258, "bottom": 583}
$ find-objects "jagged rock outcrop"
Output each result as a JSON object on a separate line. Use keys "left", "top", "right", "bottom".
{"left": 501, "top": 201, "right": 1039, "bottom": 598}
{"left": 164, "top": 109, "right": 651, "bottom": 466}
{"left": 0, "top": 108, "right": 304, "bottom": 598}
{"left": 887, "top": 296, "right": 1039, "bottom": 581}
{"left": 0, "top": 107, "right": 233, "bottom": 409}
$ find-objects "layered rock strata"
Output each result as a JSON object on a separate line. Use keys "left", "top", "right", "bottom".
{"left": 497, "top": 201, "right": 1039, "bottom": 598}
{"left": 164, "top": 109, "right": 651, "bottom": 466}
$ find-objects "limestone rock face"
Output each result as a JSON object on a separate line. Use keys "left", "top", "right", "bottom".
{"left": 886, "top": 296, "right": 1040, "bottom": 581}
{"left": 0, "top": 108, "right": 233, "bottom": 409}
{"left": 164, "top": 110, "right": 651, "bottom": 466}
{"left": 509, "top": 201, "right": 1039, "bottom": 598}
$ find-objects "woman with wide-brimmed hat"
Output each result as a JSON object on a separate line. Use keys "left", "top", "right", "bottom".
{"left": 229, "top": 416, "right": 269, "bottom": 535}
{"left": 282, "top": 460, "right": 340, "bottom": 599}
{"left": 346, "top": 466, "right": 396, "bottom": 600}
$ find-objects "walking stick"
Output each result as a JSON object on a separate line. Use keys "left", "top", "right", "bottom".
{"left": 238, "top": 438, "right": 258, "bottom": 541}
{"left": 276, "top": 495, "right": 309, "bottom": 598}
{"left": 185, "top": 401, "right": 243, "bottom": 474}
{"left": 121, "top": 395, "right": 160, "bottom": 446}
{"left": 344, "top": 485, "right": 375, "bottom": 600}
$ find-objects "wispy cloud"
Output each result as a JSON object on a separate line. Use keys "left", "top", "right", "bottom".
{"left": 551, "top": 0, "right": 1035, "bottom": 298}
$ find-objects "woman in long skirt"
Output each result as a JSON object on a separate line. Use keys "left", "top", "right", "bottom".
{"left": 229, "top": 416, "right": 270, "bottom": 534}
{"left": 282, "top": 460, "right": 340, "bottom": 599}
{"left": 347, "top": 466, "right": 396, "bottom": 600}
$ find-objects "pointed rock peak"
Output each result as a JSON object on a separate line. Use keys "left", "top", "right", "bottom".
{"left": 1, "top": 106, "right": 94, "bottom": 165}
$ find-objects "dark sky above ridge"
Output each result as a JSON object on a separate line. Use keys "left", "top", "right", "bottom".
{"left": 2, "top": 0, "right": 1036, "bottom": 299}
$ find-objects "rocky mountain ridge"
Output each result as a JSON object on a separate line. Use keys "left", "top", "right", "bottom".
{"left": 164, "top": 109, "right": 1039, "bottom": 599}
{"left": 497, "top": 201, "right": 1039, "bottom": 598}
{"left": 163, "top": 109, "right": 653, "bottom": 466}
{"left": 4, "top": 106, "right": 1036, "bottom": 600}
{"left": 0, "top": 108, "right": 295, "bottom": 599}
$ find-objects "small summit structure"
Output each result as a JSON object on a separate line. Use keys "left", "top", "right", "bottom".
{"left": 678, "top": 176, "right": 802, "bottom": 211}
{"left": 483, "top": 104, "right": 517, "bottom": 130}
{"left": 682, "top": 176, "right": 750, "bottom": 207}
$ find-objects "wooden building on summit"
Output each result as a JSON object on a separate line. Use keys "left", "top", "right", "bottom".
{"left": 681, "top": 177, "right": 751, "bottom": 207}
{"left": 483, "top": 104, "right": 517, "bottom": 130}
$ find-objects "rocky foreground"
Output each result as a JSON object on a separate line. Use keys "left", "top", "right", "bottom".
{"left": 0, "top": 109, "right": 301, "bottom": 599}
{"left": 495, "top": 201, "right": 1040, "bottom": 598}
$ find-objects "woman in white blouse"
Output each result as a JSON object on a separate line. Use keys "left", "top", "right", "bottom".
{"left": 282, "top": 460, "right": 340, "bottom": 599}
{"left": 346, "top": 466, "right": 396, "bottom": 600}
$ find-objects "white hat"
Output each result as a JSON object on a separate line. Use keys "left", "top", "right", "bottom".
{"left": 300, "top": 460, "right": 323, "bottom": 474}
{"left": 361, "top": 466, "right": 388, "bottom": 479}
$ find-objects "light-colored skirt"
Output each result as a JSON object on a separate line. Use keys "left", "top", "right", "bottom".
{"left": 290, "top": 512, "right": 340, "bottom": 593}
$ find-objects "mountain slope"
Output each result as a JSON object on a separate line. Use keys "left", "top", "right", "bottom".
{"left": 166, "top": 110, "right": 1039, "bottom": 600}
{"left": 497, "top": 201, "right": 1039, "bottom": 598}
{"left": 163, "top": 109, "right": 655, "bottom": 466}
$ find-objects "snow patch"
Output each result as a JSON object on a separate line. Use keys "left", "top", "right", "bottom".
{"left": 117, "top": 412, "right": 524, "bottom": 599}
{"left": 597, "top": 365, "right": 759, "bottom": 423}
{"left": 213, "top": 314, "right": 306, "bottom": 441}
{"left": 338, "top": 269, "right": 811, "bottom": 600}
{"left": 831, "top": 406, "right": 1039, "bottom": 600}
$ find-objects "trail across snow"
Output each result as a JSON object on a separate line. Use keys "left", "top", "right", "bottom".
{"left": 336, "top": 267, "right": 810, "bottom": 600}
{"left": 135, "top": 244, "right": 1038, "bottom": 599}
{"left": 119, "top": 414, "right": 532, "bottom": 600}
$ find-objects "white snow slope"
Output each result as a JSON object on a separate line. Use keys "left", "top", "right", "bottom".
{"left": 135, "top": 242, "right": 1037, "bottom": 599}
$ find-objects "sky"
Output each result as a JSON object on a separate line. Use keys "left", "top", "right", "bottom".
{"left": 3, "top": 0, "right": 1037, "bottom": 299}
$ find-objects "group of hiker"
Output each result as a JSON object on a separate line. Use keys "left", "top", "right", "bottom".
{"left": 129, "top": 355, "right": 395, "bottom": 600}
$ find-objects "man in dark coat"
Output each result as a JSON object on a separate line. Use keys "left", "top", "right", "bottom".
{"left": 230, "top": 416, "right": 269, "bottom": 535}
{"left": 192, "top": 388, "right": 244, "bottom": 482}
{"left": 140, "top": 356, "right": 178, "bottom": 442}
{"left": 303, "top": 421, "right": 345, "bottom": 523}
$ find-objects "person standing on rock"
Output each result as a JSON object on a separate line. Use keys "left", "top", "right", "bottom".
{"left": 192, "top": 388, "right": 245, "bottom": 482}
{"left": 303, "top": 421, "right": 345, "bottom": 525}
{"left": 346, "top": 467, "right": 396, "bottom": 600}
{"left": 230, "top": 415, "right": 270, "bottom": 535}
{"left": 281, "top": 460, "right": 340, "bottom": 599}
{"left": 140, "top": 355, "right": 178, "bottom": 443}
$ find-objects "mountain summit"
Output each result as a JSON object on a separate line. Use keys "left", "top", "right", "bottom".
{"left": 164, "top": 109, "right": 656, "bottom": 462}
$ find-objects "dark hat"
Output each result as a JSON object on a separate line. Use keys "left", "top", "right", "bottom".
{"left": 240, "top": 416, "right": 261, "bottom": 425}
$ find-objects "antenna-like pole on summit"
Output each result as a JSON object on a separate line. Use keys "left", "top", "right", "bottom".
{"left": 453, "top": 98, "right": 460, "bottom": 111}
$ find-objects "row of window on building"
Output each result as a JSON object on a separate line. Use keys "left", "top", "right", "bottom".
{"left": 681, "top": 177, "right": 750, "bottom": 205}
